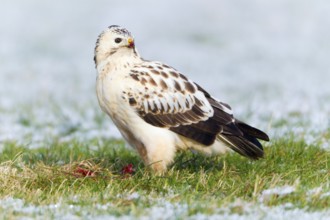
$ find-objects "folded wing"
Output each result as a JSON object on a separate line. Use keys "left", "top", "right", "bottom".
{"left": 123, "top": 62, "right": 269, "bottom": 159}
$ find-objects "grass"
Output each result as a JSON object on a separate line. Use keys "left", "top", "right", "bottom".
{"left": 0, "top": 136, "right": 329, "bottom": 218}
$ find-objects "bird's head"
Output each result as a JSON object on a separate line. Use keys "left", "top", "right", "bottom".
{"left": 94, "top": 25, "right": 137, "bottom": 67}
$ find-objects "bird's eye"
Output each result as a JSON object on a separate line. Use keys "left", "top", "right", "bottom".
{"left": 114, "top": 38, "right": 122, "bottom": 43}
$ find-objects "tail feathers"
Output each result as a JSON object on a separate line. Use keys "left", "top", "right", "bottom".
{"left": 236, "top": 120, "right": 269, "bottom": 141}
{"left": 219, "top": 134, "right": 264, "bottom": 159}
{"left": 218, "top": 120, "right": 269, "bottom": 160}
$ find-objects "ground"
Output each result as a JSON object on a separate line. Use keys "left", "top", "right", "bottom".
{"left": 0, "top": 0, "right": 330, "bottom": 219}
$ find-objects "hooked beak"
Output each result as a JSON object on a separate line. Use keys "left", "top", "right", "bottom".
{"left": 127, "top": 38, "right": 135, "bottom": 48}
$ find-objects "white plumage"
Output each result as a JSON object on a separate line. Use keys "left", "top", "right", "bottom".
{"left": 94, "top": 25, "right": 269, "bottom": 172}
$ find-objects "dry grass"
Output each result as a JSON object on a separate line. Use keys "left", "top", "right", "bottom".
{"left": 0, "top": 136, "right": 329, "bottom": 218}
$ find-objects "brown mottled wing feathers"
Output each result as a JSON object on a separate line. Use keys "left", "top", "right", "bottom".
{"left": 125, "top": 62, "right": 217, "bottom": 145}
{"left": 125, "top": 62, "right": 269, "bottom": 158}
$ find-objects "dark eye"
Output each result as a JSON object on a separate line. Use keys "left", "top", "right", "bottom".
{"left": 114, "top": 38, "right": 122, "bottom": 43}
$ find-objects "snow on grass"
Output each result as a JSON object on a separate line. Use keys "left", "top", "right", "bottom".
{"left": 1, "top": 195, "right": 330, "bottom": 220}
{"left": 259, "top": 185, "right": 296, "bottom": 203}
{"left": 192, "top": 203, "right": 330, "bottom": 220}
{"left": 321, "top": 192, "right": 330, "bottom": 199}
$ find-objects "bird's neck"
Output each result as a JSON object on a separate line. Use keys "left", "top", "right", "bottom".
{"left": 96, "top": 51, "right": 142, "bottom": 76}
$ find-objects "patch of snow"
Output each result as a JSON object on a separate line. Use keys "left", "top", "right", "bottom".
{"left": 191, "top": 203, "right": 330, "bottom": 220}
{"left": 142, "top": 201, "right": 189, "bottom": 220}
{"left": 320, "top": 141, "right": 330, "bottom": 151}
{"left": 125, "top": 192, "right": 140, "bottom": 200}
{"left": 307, "top": 187, "right": 323, "bottom": 198}
{"left": 321, "top": 192, "right": 330, "bottom": 199}
{"left": 259, "top": 185, "right": 296, "bottom": 202}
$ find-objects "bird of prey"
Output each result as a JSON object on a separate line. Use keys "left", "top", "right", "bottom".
{"left": 94, "top": 25, "right": 269, "bottom": 173}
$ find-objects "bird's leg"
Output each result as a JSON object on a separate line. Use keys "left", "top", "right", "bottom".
{"left": 134, "top": 141, "right": 149, "bottom": 165}
{"left": 145, "top": 144, "right": 177, "bottom": 174}
{"left": 135, "top": 142, "right": 167, "bottom": 173}
{"left": 147, "top": 160, "right": 168, "bottom": 174}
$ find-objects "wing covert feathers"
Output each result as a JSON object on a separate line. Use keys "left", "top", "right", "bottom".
{"left": 125, "top": 62, "right": 214, "bottom": 128}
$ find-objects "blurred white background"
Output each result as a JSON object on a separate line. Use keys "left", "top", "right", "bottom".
{"left": 0, "top": 0, "right": 329, "bottom": 146}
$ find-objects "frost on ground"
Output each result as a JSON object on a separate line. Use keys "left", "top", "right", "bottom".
{"left": 1, "top": 195, "right": 330, "bottom": 220}
{"left": 259, "top": 185, "right": 296, "bottom": 203}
